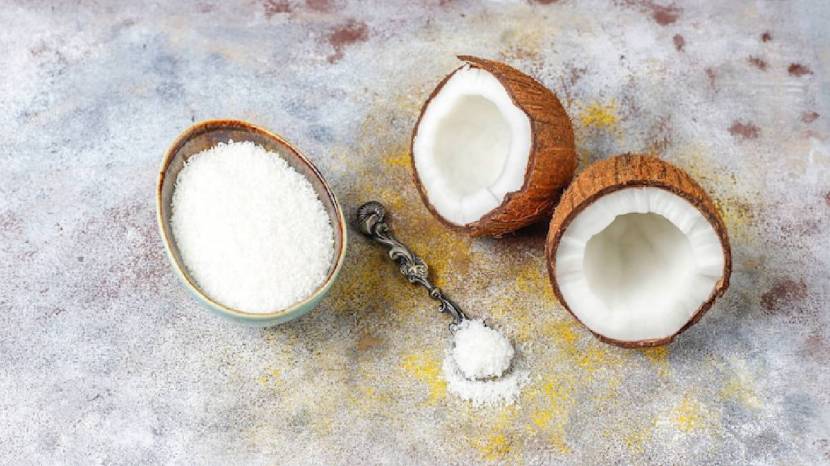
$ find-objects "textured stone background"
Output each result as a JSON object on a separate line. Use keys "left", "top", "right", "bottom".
{"left": 1, "top": 1, "right": 828, "bottom": 464}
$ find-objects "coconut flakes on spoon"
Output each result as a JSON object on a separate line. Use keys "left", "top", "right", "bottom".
{"left": 443, "top": 319, "right": 529, "bottom": 407}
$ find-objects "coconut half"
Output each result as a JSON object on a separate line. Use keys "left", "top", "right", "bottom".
{"left": 545, "top": 155, "right": 731, "bottom": 347}
{"left": 411, "top": 56, "right": 576, "bottom": 236}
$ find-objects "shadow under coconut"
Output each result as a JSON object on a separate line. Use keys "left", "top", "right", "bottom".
{"left": 482, "top": 217, "right": 551, "bottom": 251}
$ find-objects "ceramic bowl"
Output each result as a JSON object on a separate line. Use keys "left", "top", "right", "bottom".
{"left": 156, "top": 119, "right": 347, "bottom": 326}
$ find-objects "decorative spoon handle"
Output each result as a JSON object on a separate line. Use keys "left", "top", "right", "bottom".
{"left": 355, "top": 201, "right": 468, "bottom": 325}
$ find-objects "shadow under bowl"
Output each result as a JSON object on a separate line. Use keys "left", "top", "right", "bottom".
{"left": 156, "top": 119, "right": 347, "bottom": 327}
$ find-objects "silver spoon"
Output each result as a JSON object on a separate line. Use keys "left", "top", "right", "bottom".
{"left": 356, "top": 201, "right": 518, "bottom": 382}
{"left": 355, "top": 201, "right": 468, "bottom": 327}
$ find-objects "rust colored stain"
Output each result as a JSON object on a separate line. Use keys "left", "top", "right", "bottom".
{"left": 559, "top": 64, "right": 587, "bottom": 107}
{"left": 761, "top": 278, "right": 807, "bottom": 312}
{"left": 646, "top": 115, "right": 673, "bottom": 153}
{"left": 196, "top": 3, "right": 215, "bottom": 13}
{"left": 622, "top": 0, "right": 681, "bottom": 25}
{"left": 647, "top": 2, "right": 682, "bottom": 25}
{"left": 802, "top": 111, "right": 820, "bottom": 124}
{"left": 673, "top": 34, "right": 685, "bottom": 51}
{"left": 263, "top": 0, "right": 291, "bottom": 17}
{"left": 802, "top": 331, "right": 830, "bottom": 362}
{"left": 728, "top": 121, "right": 760, "bottom": 139}
{"left": 788, "top": 63, "right": 813, "bottom": 77}
{"left": 306, "top": 0, "right": 332, "bottom": 12}
{"left": 533, "top": 0, "right": 561, "bottom": 4}
{"left": 566, "top": 65, "right": 587, "bottom": 91}
{"left": 748, "top": 56, "right": 767, "bottom": 71}
{"left": 705, "top": 67, "right": 717, "bottom": 89}
{"left": 825, "top": 192, "right": 830, "bottom": 207}
{"left": 761, "top": 31, "right": 772, "bottom": 42}
{"left": 327, "top": 20, "right": 368, "bottom": 63}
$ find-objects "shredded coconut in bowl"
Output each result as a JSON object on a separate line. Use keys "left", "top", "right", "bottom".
{"left": 170, "top": 141, "right": 334, "bottom": 313}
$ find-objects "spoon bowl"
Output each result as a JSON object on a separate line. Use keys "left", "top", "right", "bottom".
{"left": 156, "top": 119, "right": 347, "bottom": 326}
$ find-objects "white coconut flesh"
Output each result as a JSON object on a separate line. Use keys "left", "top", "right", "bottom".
{"left": 413, "top": 65, "right": 532, "bottom": 226}
{"left": 555, "top": 187, "right": 725, "bottom": 342}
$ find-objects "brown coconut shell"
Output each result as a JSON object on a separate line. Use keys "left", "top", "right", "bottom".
{"left": 545, "top": 154, "right": 732, "bottom": 348}
{"left": 410, "top": 56, "right": 577, "bottom": 237}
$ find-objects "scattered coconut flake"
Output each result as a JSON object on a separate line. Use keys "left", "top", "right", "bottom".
{"left": 443, "top": 351, "right": 528, "bottom": 408}
{"left": 451, "top": 319, "right": 514, "bottom": 379}
{"left": 170, "top": 141, "right": 334, "bottom": 313}
{"left": 443, "top": 319, "right": 527, "bottom": 407}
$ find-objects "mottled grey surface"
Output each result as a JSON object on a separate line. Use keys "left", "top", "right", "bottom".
{"left": 1, "top": 1, "right": 829, "bottom": 465}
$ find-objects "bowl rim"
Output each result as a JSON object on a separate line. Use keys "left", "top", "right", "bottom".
{"left": 156, "top": 118, "right": 348, "bottom": 321}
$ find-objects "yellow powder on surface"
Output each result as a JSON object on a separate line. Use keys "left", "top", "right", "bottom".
{"left": 383, "top": 151, "right": 411, "bottom": 169}
{"left": 622, "top": 421, "right": 655, "bottom": 456}
{"left": 714, "top": 196, "right": 756, "bottom": 243}
{"left": 521, "top": 316, "right": 636, "bottom": 452}
{"left": 671, "top": 395, "right": 710, "bottom": 432}
{"left": 576, "top": 345, "right": 619, "bottom": 372}
{"left": 579, "top": 100, "right": 619, "bottom": 128}
{"left": 545, "top": 320, "right": 580, "bottom": 348}
{"left": 514, "top": 260, "right": 555, "bottom": 300}
{"left": 476, "top": 432, "right": 512, "bottom": 462}
{"left": 720, "top": 376, "right": 761, "bottom": 409}
{"left": 488, "top": 295, "right": 534, "bottom": 344}
{"left": 459, "top": 404, "right": 520, "bottom": 463}
{"left": 527, "top": 374, "right": 576, "bottom": 454}
{"left": 401, "top": 352, "right": 447, "bottom": 404}
{"left": 641, "top": 346, "right": 671, "bottom": 378}
{"left": 719, "top": 361, "right": 762, "bottom": 409}
{"left": 669, "top": 145, "right": 760, "bottom": 248}
{"left": 499, "top": 21, "right": 545, "bottom": 62}
{"left": 257, "top": 368, "right": 281, "bottom": 386}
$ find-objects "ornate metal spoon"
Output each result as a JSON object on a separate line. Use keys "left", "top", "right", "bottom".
{"left": 355, "top": 201, "right": 468, "bottom": 326}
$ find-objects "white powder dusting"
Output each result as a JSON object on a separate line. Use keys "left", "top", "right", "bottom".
{"left": 170, "top": 141, "right": 334, "bottom": 313}
{"left": 443, "top": 319, "right": 528, "bottom": 407}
